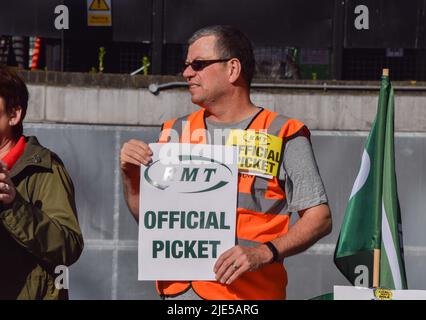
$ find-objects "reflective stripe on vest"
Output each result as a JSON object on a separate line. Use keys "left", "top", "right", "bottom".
{"left": 155, "top": 108, "right": 308, "bottom": 300}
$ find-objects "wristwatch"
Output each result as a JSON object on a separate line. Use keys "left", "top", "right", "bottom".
{"left": 264, "top": 241, "right": 279, "bottom": 263}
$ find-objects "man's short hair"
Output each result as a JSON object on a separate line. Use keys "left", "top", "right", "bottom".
{"left": 0, "top": 65, "right": 28, "bottom": 138}
{"left": 188, "top": 25, "right": 255, "bottom": 86}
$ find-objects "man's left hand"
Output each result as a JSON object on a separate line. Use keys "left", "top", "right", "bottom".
{"left": 213, "top": 244, "right": 272, "bottom": 285}
{"left": 0, "top": 161, "right": 16, "bottom": 205}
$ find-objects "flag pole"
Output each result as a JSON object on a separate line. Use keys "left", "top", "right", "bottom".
{"left": 373, "top": 249, "right": 380, "bottom": 287}
{"left": 373, "top": 68, "right": 389, "bottom": 288}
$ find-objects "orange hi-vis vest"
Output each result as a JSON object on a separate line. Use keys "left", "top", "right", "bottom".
{"left": 156, "top": 107, "right": 310, "bottom": 300}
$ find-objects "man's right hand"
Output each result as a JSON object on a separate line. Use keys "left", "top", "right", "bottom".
{"left": 120, "top": 139, "right": 153, "bottom": 221}
{"left": 120, "top": 139, "right": 153, "bottom": 173}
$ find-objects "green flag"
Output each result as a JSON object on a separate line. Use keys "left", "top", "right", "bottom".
{"left": 334, "top": 71, "right": 408, "bottom": 289}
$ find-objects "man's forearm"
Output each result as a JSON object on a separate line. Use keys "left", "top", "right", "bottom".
{"left": 214, "top": 204, "right": 332, "bottom": 285}
{"left": 271, "top": 204, "right": 332, "bottom": 259}
{"left": 122, "top": 173, "right": 140, "bottom": 222}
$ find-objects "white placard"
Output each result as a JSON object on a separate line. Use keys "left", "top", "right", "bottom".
{"left": 138, "top": 143, "right": 238, "bottom": 280}
{"left": 334, "top": 286, "right": 426, "bottom": 300}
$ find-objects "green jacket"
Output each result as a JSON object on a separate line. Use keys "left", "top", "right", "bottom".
{"left": 0, "top": 136, "right": 84, "bottom": 299}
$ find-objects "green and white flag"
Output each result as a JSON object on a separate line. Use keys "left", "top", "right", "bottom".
{"left": 334, "top": 72, "right": 408, "bottom": 289}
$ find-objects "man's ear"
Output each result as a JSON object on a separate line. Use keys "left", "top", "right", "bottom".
{"left": 228, "top": 58, "right": 242, "bottom": 84}
{"left": 8, "top": 106, "right": 22, "bottom": 127}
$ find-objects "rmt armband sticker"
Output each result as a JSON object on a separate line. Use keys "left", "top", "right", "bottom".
{"left": 226, "top": 129, "right": 283, "bottom": 179}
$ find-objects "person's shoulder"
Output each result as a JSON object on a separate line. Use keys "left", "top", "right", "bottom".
{"left": 271, "top": 113, "right": 309, "bottom": 138}
{"left": 24, "top": 136, "right": 66, "bottom": 169}
{"left": 273, "top": 112, "right": 306, "bottom": 128}
{"left": 168, "top": 109, "right": 204, "bottom": 122}
{"left": 161, "top": 111, "right": 197, "bottom": 126}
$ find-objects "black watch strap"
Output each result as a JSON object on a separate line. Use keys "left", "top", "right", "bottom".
{"left": 264, "top": 241, "right": 279, "bottom": 263}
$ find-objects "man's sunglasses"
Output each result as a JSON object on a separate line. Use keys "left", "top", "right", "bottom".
{"left": 183, "top": 58, "right": 231, "bottom": 72}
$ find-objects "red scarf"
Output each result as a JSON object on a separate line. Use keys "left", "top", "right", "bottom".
{"left": 1, "top": 136, "right": 27, "bottom": 170}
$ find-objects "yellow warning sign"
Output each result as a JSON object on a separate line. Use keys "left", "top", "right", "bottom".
{"left": 89, "top": 0, "right": 110, "bottom": 11}
{"left": 88, "top": 15, "right": 112, "bottom": 26}
{"left": 226, "top": 129, "right": 283, "bottom": 178}
{"left": 87, "top": 0, "right": 112, "bottom": 26}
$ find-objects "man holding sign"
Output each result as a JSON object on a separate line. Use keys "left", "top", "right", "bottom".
{"left": 120, "top": 25, "right": 332, "bottom": 300}
{"left": 137, "top": 142, "right": 239, "bottom": 281}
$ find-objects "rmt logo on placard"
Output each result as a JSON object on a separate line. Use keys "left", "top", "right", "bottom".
{"left": 144, "top": 155, "right": 233, "bottom": 194}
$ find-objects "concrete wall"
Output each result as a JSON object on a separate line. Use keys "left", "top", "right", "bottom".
{"left": 23, "top": 72, "right": 426, "bottom": 131}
